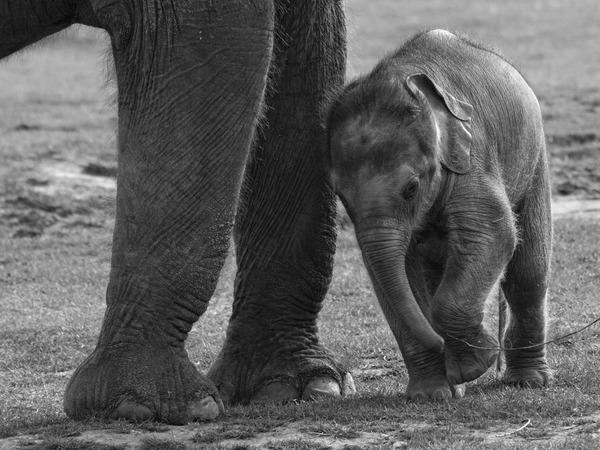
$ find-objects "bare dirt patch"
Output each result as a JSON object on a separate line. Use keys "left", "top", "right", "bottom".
{"left": 2, "top": 413, "right": 600, "bottom": 449}
{"left": 553, "top": 197, "right": 600, "bottom": 219}
{"left": 1, "top": 160, "right": 115, "bottom": 239}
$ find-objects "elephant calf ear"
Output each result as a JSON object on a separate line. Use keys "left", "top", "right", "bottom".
{"left": 405, "top": 73, "right": 473, "bottom": 174}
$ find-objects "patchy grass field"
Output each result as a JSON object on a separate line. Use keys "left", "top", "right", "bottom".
{"left": 1, "top": 0, "right": 600, "bottom": 448}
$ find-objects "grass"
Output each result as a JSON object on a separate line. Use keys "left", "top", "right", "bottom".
{"left": 1, "top": 0, "right": 600, "bottom": 448}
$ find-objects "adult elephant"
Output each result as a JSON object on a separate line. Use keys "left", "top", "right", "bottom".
{"left": 1, "top": 0, "right": 354, "bottom": 424}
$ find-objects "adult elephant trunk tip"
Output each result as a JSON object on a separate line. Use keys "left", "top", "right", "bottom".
{"left": 356, "top": 222, "right": 445, "bottom": 355}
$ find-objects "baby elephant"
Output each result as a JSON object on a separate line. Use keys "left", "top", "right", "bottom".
{"left": 327, "top": 29, "right": 552, "bottom": 401}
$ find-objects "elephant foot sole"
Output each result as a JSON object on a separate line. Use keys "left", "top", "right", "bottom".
{"left": 64, "top": 344, "right": 224, "bottom": 424}
{"left": 406, "top": 375, "right": 465, "bottom": 402}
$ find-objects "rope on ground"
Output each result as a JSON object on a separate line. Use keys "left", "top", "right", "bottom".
{"left": 447, "top": 317, "right": 600, "bottom": 351}
{"left": 496, "top": 419, "right": 531, "bottom": 437}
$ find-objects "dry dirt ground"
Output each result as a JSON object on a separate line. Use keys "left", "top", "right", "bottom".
{"left": 3, "top": 413, "right": 600, "bottom": 450}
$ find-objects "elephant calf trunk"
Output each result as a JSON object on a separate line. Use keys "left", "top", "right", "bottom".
{"left": 357, "top": 223, "right": 444, "bottom": 354}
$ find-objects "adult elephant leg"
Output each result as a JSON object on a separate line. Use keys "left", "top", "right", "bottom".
{"left": 64, "top": 1, "right": 274, "bottom": 424}
{"left": 207, "top": 0, "right": 355, "bottom": 404}
{"left": 501, "top": 155, "right": 553, "bottom": 386}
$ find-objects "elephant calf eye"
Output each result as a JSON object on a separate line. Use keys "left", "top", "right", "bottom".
{"left": 402, "top": 179, "right": 420, "bottom": 201}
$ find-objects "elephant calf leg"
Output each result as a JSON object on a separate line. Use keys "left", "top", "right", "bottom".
{"left": 437, "top": 293, "right": 500, "bottom": 386}
{"left": 433, "top": 194, "right": 517, "bottom": 385}
{"left": 501, "top": 162, "right": 553, "bottom": 387}
{"left": 374, "top": 259, "right": 464, "bottom": 402}
{"left": 402, "top": 331, "right": 466, "bottom": 402}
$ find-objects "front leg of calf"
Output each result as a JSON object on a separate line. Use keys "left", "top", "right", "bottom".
{"left": 367, "top": 257, "right": 464, "bottom": 402}
{"left": 432, "top": 187, "right": 517, "bottom": 385}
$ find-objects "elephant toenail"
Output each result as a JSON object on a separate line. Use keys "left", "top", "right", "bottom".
{"left": 113, "top": 400, "right": 153, "bottom": 421}
{"left": 453, "top": 384, "right": 466, "bottom": 399}
{"left": 302, "top": 377, "right": 341, "bottom": 400}
{"left": 187, "top": 395, "right": 221, "bottom": 421}
{"left": 250, "top": 382, "right": 297, "bottom": 404}
{"left": 342, "top": 372, "right": 357, "bottom": 396}
{"left": 432, "top": 389, "right": 452, "bottom": 402}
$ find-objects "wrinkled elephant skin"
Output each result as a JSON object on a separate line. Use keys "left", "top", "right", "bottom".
{"left": 327, "top": 29, "right": 553, "bottom": 401}
{"left": 1, "top": 0, "right": 354, "bottom": 423}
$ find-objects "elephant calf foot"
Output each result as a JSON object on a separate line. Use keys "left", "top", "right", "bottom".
{"left": 443, "top": 327, "right": 499, "bottom": 385}
{"left": 208, "top": 339, "right": 356, "bottom": 405}
{"left": 406, "top": 375, "right": 465, "bottom": 402}
{"left": 64, "top": 344, "right": 223, "bottom": 424}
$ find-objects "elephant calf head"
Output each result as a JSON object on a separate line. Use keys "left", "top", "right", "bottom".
{"left": 324, "top": 70, "right": 480, "bottom": 355}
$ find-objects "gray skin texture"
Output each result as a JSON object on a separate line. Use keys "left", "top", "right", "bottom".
{"left": 327, "top": 29, "right": 552, "bottom": 402}
{"left": 1, "top": 0, "right": 355, "bottom": 424}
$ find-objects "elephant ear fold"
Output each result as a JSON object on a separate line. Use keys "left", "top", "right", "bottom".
{"left": 405, "top": 73, "right": 473, "bottom": 174}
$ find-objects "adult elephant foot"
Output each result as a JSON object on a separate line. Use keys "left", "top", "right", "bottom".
{"left": 443, "top": 326, "right": 499, "bottom": 385}
{"left": 64, "top": 344, "right": 223, "bottom": 424}
{"left": 406, "top": 376, "right": 465, "bottom": 402}
{"left": 250, "top": 371, "right": 356, "bottom": 404}
{"left": 208, "top": 332, "right": 356, "bottom": 405}
{"left": 502, "top": 361, "right": 553, "bottom": 387}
